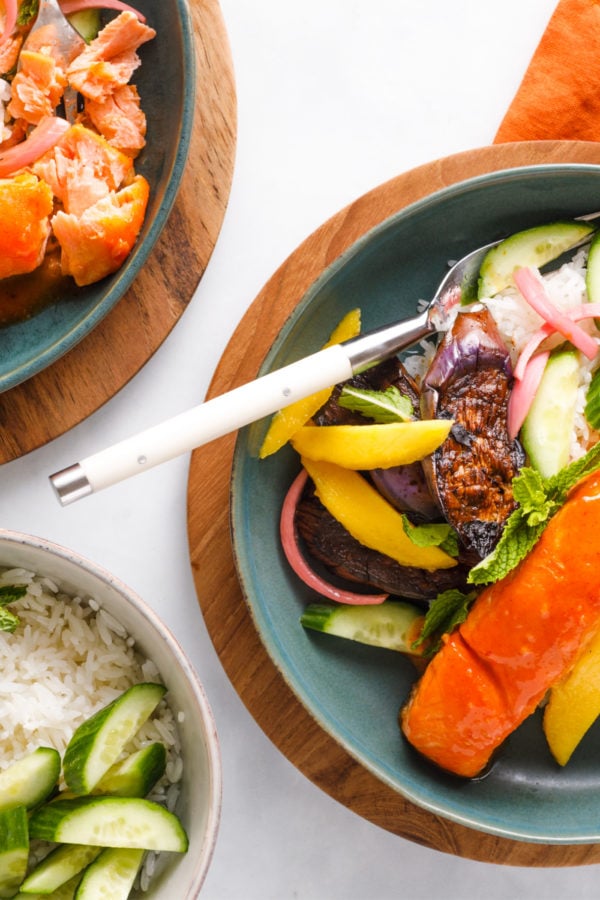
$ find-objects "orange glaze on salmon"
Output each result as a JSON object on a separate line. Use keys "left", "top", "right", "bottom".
{"left": 51, "top": 172, "right": 149, "bottom": 286}
{"left": 0, "top": 172, "right": 53, "bottom": 278}
{"left": 400, "top": 468, "right": 600, "bottom": 778}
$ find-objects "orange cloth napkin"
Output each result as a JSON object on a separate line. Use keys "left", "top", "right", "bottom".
{"left": 495, "top": 0, "right": 600, "bottom": 143}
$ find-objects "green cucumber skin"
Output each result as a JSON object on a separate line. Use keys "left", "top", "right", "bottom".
{"left": 586, "top": 231, "right": 600, "bottom": 328}
{"left": 29, "top": 797, "right": 189, "bottom": 853}
{"left": 477, "top": 221, "right": 595, "bottom": 299}
{"left": 521, "top": 348, "right": 580, "bottom": 478}
{"left": 301, "top": 601, "right": 425, "bottom": 653}
{"left": 94, "top": 742, "right": 167, "bottom": 798}
{"left": 19, "top": 845, "right": 101, "bottom": 894}
{"left": 0, "top": 747, "right": 60, "bottom": 811}
{"left": 0, "top": 806, "right": 29, "bottom": 898}
{"left": 74, "top": 847, "right": 144, "bottom": 900}
{"left": 585, "top": 368, "right": 600, "bottom": 429}
{"left": 67, "top": 9, "right": 101, "bottom": 42}
{"left": 63, "top": 683, "right": 167, "bottom": 795}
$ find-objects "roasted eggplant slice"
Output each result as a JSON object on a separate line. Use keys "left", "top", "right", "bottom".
{"left": 421, "top": 308, "right": 525, "bottom": 559}
{"left": 295, "top": 488, "right": 471, "bottom": 601}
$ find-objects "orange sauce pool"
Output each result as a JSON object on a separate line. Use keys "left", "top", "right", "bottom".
{"left": 0, "top": 246, "right": 73, "bottom": 326}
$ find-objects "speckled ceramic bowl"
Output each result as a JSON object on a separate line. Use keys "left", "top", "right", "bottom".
{"left": 0, "top": 0, "right": 194, "bottom": 392}
{"left": 0, "top": 530, "right": 221, "bottom": 897}
{"left": 231, "top": 163, "right": 600, "bottom": 843}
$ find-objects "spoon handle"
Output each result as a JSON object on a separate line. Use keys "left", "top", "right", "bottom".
{"left": 50, "top": 309, "right": 435, "bottom": 504}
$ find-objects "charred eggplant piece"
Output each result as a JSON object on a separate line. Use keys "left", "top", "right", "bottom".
{"left": 421, "top": 308, "right": 525, "bottom": 559}
{"left": 295, "top": 488, "right": 471, "bottom": 601}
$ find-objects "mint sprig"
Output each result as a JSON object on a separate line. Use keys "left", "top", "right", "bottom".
{"left": 338, "top": 385, "right": 414, "bottom": 423}
{"left": 469, "top": 441, "right": 600, "bottom": 585}
{"left": 412, "top": 589, "right": 477, "bottom": 657}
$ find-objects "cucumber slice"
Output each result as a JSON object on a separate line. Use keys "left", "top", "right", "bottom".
{"left": 585, "top": 367, "right": 600, "bottom": 430}
{"left": 521, "top": 348, "right": 580, "bottom": 477}
{"left": 0, "top": 747, "right": 60, "bottom": 811}
{"left": 94, "top": 743, "right": 167, "bottom": 798}
{"left": 19, "top": 874, "right": 82, "bottom": 899}
{"left": 19, "top": 845, "right": 100, "bottom": 894}
{"left": 301, "top": 601, "right": 425, "bottom": 653}
{"left": 67, "top": 10, "right": 101, "bottom": 42}
{"left": 29, "top": 797, "right": 188, "bottom": 853}
{"left": 477, "top": 220, "right": 595, "bottom": 299}
{"left": 63, "top": 683, "right": 167, "bottom": 795}
{"left": 0, "top": 806, "right": 29, "bottom": 898}
{"left": 74, "top": 847, "right": 144, "bottom": 900}
{"left": 585, "top": 230, "right": 600, "bottom": 329}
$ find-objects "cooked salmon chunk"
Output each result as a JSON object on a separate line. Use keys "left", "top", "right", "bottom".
{"left": 8, "top": 49, "right": 66, "bottom": 125}
{"left": 51, "top": 173, "right": 149, "bottom": 286}
{"left": 33, "top": 123, "right": 133, "bottom": 216}
{"left": 85, "top": 84, "right": 147, "bottom": 156}
{"left": 0, "top": 172, "right": 53, "bottom": 278}
{"left": 67, "top": 11, "right": 156, "bottom": 103}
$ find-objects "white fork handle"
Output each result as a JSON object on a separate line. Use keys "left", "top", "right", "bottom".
{"left": 50, "top": 344, "right": 354, "bottom": 504}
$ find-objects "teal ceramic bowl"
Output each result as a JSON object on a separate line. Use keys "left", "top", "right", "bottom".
{"left": 0, "top": 0, "right": 194, "bottom": 392}
{"left": 231, "top": 163, "right": 600, "bottom": 843}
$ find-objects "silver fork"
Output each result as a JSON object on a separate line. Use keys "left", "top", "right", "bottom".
{"left": 19, "top": 0, "right": 84, "bottom": 122}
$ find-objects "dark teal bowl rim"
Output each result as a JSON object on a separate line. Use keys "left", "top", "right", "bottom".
{"left": 0, "top": 0, "right": 195, "bottom": 392}
{"left": 231, "top": 162, "right": 600, "bottom": 843}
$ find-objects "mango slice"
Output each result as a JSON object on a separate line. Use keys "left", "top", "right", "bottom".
{"left": 543, "top": 627, "right": 600, "bottom": 766}
{"left": 258, "top": 308, "right": 361, "bottom": 458}
{"left": 291, "top": 420, "right": 452, "bottom": 470}
{"left": 301, "top": 456, "right": 457, "bottom": 571}
{"left": 0, "top": 173, "right": 53, "bottom": 279}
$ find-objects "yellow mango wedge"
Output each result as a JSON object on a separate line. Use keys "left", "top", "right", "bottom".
{"left": 543, "top": 627, "right": 600, "bottom": 766}
{"left": 301, "top": 456, "right": 457, "bottom": 571}
{"left": 258, "top": 308, "right": 361, "bottom": 458}
{"left": 291, "top": 420, "right": 452, "bottom": 470}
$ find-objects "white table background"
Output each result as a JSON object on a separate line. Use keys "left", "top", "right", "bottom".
{"left": 4, "top": 0, "right": 599, "bottom": 896}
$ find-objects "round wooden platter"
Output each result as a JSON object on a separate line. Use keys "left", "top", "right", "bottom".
{"left": 0, "top": 0, "right": 236, "bottom": 464}
{"left": 188, "top": 140, "right": 600, "bottom": 867}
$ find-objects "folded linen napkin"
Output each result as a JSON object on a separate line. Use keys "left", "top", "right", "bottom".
{"left": 495, "top": 0, "right": 600, "bottom": 142}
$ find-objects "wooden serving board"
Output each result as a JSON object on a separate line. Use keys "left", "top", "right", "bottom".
{"left": 188, "top": 140, "right": 600, "bottom": 867}
{"left": 0, "top": 0, "right": 236, "bottom": 464}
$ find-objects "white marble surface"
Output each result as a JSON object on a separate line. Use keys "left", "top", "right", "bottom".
{"left": 5, "top": 0, "right": 600, "bottom": 896}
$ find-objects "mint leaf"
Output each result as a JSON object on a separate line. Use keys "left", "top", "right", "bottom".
{"left": 17, "top": 0, "right": 38, "bottom": 26}
{"left": 401, "top": 515, "right": 459, "bottom": 558}
{"left": 412, "top": 589, "right": 476, "bottom": 656}
{"left": 338, "top": 385, "right": 413, "bottom": 423}
{"left": 469, "top": 441, "right": 600, "bottom": 586}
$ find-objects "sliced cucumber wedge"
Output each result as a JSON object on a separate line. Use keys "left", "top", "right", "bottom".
{"left": 301, "top": 601, "right": 425, "bottom": 653}
{"left": 585, "top": 367, "right": 600, "bottom": 430}
{"left": 477, "top": 220, "right": 595, "bottom": 299}
{"left": 67, "top": 9, "right": 101, "bottom": 42}
{"left": 29, "top": 797, "right": 188, "bottom": 853}
{"left": 0, "top": 805, "right": 29, "bottom": 898}
{"left": 521, "top": 348, "right": 580, "bottom": 477}
{"left": 20, "top": 844, "right": 100, "bottom": 895}
{"left": 74, "top": 847, "right": 144, "bottom": 900}
{"left": 0, "top": 747, "right": 60, "bottom": 811}
{"left": 93, "top": 743, "right": 167, "bottom": 798}
{"left": 63, "top": 683, "right": 167, "bottom": 795}
{"left": 19, "top": 874, "right": 82, "bottom": 899}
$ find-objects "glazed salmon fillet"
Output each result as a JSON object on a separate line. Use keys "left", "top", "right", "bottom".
{"left": 401, "top": 469, "right": 600, "bottom": 778}
{"left": 33, "top": 123, "right": 133, "bottom": 216}
{"left": 67, "top": 11, "right": 156, "bottom": 103}
{"left": 0, "top": 172, "right": 53, "bottom": 279}
{"left": 51, "top": 173, "right": 149, "bottom": 286}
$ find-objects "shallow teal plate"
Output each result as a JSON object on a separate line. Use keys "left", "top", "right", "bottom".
{"left": 231, "top": 164, "right": 600, "bottom": 843}
{"left": 0, "top": 0, "right": 194, "bottom": 392}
